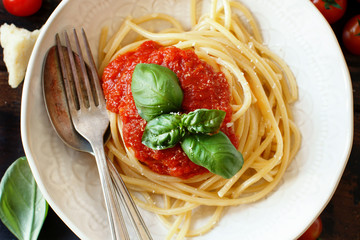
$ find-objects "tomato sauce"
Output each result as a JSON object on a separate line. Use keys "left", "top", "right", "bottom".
{"left": 102, "top": 41, "right": 238, "bottom": 179}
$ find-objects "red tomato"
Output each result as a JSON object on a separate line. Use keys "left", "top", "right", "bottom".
{"left": 2, "top": 0, "right": 42, "bottom": 17}
{"left": 342, "top": 15, "right": 360, "bottom": 55}
{"left": 298, "top": 217, "right": 323, "bottom": 240}
{"left": 311, "top": 0, "right": 347, "bottom": 24}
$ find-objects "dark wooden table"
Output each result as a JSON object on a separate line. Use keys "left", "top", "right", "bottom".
{"left": 0, "top": 0, "right": 359, "bottom": 239}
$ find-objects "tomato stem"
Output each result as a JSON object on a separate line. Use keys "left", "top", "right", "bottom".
{"left": 322, "top": 0, "right": 342, "bottom": 9}
{"left": 356, "top": 19, "right": 360, "bottom": 36}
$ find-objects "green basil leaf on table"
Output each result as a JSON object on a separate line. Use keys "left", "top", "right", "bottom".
{"left": 0, "top": 157, "right": 48, "bottom": 240}
{"left": 131, "top": 63, "right": 184, "bottom": 121}
{"left": 181, "top": 109, "right": 226, "bottom": 133}
{"left": 142, "top": 113, "right": 185, "bottom": 150}
{"left": 181, "top": 132, "right": 244, "bottom": 179}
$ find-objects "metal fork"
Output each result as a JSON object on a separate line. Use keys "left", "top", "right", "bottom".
{"left": 56, "top": 28, "right": 153, "bottom": 240}
{"left": 56, "top": 29, "right": 126, "bottom": 240}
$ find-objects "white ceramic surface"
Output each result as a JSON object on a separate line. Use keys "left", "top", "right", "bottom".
{"left": 21, "top": 0, "right": 353, "bottom": 239}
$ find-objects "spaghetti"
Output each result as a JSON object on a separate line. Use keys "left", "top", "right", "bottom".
{"left": 99, "top": 0, "right": 301, "bottom": 238}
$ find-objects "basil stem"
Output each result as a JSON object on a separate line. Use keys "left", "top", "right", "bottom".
{"left": 142, "top": 113, "right": 185, "bottom": 150}
{"left": 0, "top": 157, "right": 48, "bottom": 240}
{"left": 181, "top": 132, "right": 244, "bottom": 179}
{"left": 181, "top": 109, "right": 226, "bottom": 133}
{"left": 131, "top": 63, "right": 183, "bottom": 121}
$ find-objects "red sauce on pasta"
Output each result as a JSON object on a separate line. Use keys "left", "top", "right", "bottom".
{"left": 102, "top": 41, "right": 238, "bottom": 179}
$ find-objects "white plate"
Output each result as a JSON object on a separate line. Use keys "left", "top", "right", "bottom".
{"left": 21, "top": 0, "right": 353, "bottom": 239}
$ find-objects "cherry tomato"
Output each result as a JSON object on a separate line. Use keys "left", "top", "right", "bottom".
{"left": 298, "top": 217, "right": 323, "bottom": 240}
{"left": 2, "top": 0, "right": 42, "bottom": 17}
{"left": 342, "top": 15, "right": 360, "bottom": 55}
{"left": 311, "top": 0, "right": 347, "bottom": 24}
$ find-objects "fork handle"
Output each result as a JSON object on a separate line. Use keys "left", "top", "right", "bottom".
{"left": 93, "top": 144, "right": 129, "bottom": 240}
{"left": 108, "top": 160, "right": 153, "bottom": 240}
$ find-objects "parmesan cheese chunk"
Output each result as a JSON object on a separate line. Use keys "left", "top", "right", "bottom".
{"left": 0, "top": 24, "right": 40, "bottom": 88}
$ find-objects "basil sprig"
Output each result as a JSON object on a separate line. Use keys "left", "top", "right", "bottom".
{"left": 142, "top": 109, "right": 226, "bottom": 150}
{"left": 131, "top": 63, "right": 183, "bottom": 121}
{"left": 0, "top": 157, "right": 48, "bottom": 240}
{"left": 132, "top": 63, "right": 243, "bottom": 178}
{"left": 181, "top": 109, "right": 226, "bottom": 133}
{"left": 142, "top": 113, "right": 185, "bottom": 150}
{"left": 181, "top": 132, "right": 244, "bottom": 179}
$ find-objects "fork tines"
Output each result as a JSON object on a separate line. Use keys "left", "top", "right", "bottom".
{"left": 55, "top": 29, "right": 104, "bottom": 112}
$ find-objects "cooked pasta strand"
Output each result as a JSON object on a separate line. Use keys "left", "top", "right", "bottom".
{"left": 98, "top": 0, "right": 301, "bottom": 238}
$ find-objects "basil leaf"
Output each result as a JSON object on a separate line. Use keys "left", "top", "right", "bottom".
{"left": 0, "top": 157, "right": 48, "bottom": 240}
{"left": 142, "top": 114, "right": 185, "bottom": 150}
{"left": 181, "top": 132, "right": 243, "bottom": 179}
{"left": 181, "top": 109, "right": 226, "bottom": 133}
{"left": 132, "top": 63, "right": 184, "bottom": 121}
